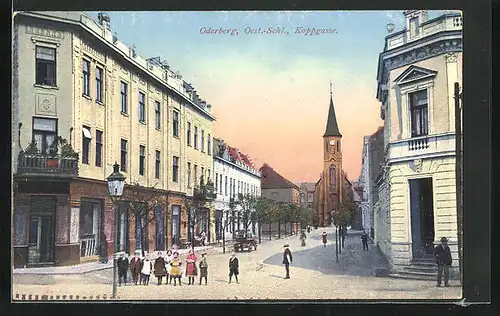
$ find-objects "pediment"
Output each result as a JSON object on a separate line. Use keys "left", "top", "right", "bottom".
{"left": 393, "top": 65, "right": 438, "bottom": 86}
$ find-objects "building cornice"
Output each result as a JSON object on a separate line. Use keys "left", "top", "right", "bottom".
{"left": 376, "top": 32, "right": 462, "bottom": 102}
{"left": 387, "top": 151, "right": 455, "bottom": 165}
{"left": 214, "top": 156, "right": 261, "bottom": 179}
{"left": 17, "top": 11, "right": 216, "bottom": 122}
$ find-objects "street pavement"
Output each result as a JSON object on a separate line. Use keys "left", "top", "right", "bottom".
{"left": 12, "top": 227, "right": 462, "bottom": 300}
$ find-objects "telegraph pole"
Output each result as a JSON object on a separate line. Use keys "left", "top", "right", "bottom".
{"left": 454, "top": 82, "right": 463, "bottom": 284}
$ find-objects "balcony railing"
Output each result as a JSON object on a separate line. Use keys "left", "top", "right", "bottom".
{"left": 408, "top": 136, "right": 429, "bottom": 151}
{"left": 16, "top": 153, "right": 79, "bottom": 178}
{"left": 193, "top": 181, "right": 216, "bottom": 201}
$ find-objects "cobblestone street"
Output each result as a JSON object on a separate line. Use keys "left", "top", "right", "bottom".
{"left": 12, "top": 227, "right": 461, "bottom": 300}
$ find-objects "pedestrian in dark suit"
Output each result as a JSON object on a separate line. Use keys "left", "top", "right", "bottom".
{"left": 434, "top": 237, "right": 452, "bottom": 287}
{"left": 117, "top": 253, "right": 129, "bottom": 286}
{"left": 361, "top": 232, "right": 369, "bottom": 251}
{"left": 228, "top": 252, "right": 239, "bottom": 284}
{"left": 282, "top": 244, "right": 293, "bottom": 279}
{"left": 129, "top": 251, "right": 142, "bottom": 285}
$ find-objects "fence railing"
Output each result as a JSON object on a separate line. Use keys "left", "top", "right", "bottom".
{"left": 17, "top": 153, "right": 79, "bottom": 177}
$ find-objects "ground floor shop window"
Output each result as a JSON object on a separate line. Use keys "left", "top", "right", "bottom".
{"left": 117, "top": 202, "right": 129, "bottom": 253}
{"left": 135, "top": 209, "right": 148, "bottom": 253}
{"left": 155, "top": 205, "right": 165, "bottom": 251}
{"left": 171, "top": 205, "right": 181, "bottom": 246}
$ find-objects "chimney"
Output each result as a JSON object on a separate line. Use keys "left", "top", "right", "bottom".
{"left": 206, "top": 104, "right": 212, "bottom": 112}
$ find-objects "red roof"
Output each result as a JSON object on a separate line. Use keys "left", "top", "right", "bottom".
{"left": 260, "top": 163, "right": 299, "bottom": 190}
{"left": 226, "top": 145, "right": 256, "bottom": 170}
{"left": 239, "top": 152, "right": 255, "bottom": 169}
{"left": 227, "top": 146, "right": 241, "bottom": 162}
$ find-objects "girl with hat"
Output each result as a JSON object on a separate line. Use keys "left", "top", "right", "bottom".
{"left": 154, "top": 251, "right": 167, "bottom": 285}
{"left": 185, "top": 249, "right": 198, "bottom": 285}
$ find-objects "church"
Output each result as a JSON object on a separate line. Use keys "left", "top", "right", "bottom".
{"left": 314, "top": 87, "right": 356, "bottom": 227}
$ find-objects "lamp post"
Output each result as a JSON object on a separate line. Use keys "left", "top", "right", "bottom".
{"left": 107, "top": 162, "right": 126, "bottom": 299}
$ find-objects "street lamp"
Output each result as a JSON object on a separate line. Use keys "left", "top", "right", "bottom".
{"left": 107, "top": 162, "right": 126, "bottom": 299}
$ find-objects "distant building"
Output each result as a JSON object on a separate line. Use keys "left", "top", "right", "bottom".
{"left": 212, "top": 138, "right": 261, "bottom": 241}
{"left": 260, "top": 163, "right": 300, "bottom": 236}
{"left": 296, "top": 182, "right": 316, "bottom": 213}
{"left": 357, "top": 127, "right": 384, "bottom": 238}
{"left": 375, "top": 10, "right": 462, "bottom": 277}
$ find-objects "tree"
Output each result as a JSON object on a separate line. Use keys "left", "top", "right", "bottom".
{"left": 332, "top": 201, "right": 358, "bottom": 249}
{"left": 253, "top": 196, "right": 272, "bottom": 244}
{"left": 121, "top": 182, "right": 169, "bottom": 257}
{"left": 183, "top": 176, "right": 216, "bottom": 251}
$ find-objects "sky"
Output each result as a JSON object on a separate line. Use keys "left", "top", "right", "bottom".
{"left": 88, "top": 10, "right": 444, "bottom": 183}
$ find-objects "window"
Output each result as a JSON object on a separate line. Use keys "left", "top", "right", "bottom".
{"left": 32, "top": 117, "right": 57, "bottom": 153}
{"left": 171, "top": 205, "right": 181, "bottom": 246}
{"left": 201, "top": 130, "right": 205, "bottom": 152}
{"left": 120, "top": 81, "right": 128, "bottom": 114}
{"left": 35, "top": 46, "right": 56, "bottom": 86}
{"left": 238, "top": 181, "right": 240, "bottom": 194}
{"left": 187, "top": 162, "right": 192, "bottom": 187}
{"left": 139, "top": 145, "right": 145, "bottom": 176}
{"left": 95, "top": 130, "right": 103, "bottom": 167}
{"left": 82, "top": 126, "right": 91, "bottom": 164}
{"left": 82, "top": 59, "right": 90, "bottom": 96}
{"left": 410, "top": 17, "right": 420, "bottom": 37}
{"left": 409, "top": 90, "right": 429, "bottom": 137}
{"left": 215, "top": 172, "right": 218, "bottom": 191}
{"left": 172, "top": 111, "right": 179, "bottom": 137}
{"left": 207, "top": 169, "right": 211, "bottom": 181}
{"left": 207, "top": 134, "right": 211, "bottom": 155}
{"left": 194, "top": 165, "right": 198, "bottom": 186}
{"left": 155, "top": 150, "right": 161, "bottom": 179}
{"left": 194, "top": 126, "right": 198, "bottom": 149}
{"left": 219, "top": 174, "right": 223, "bottom": 194}
{"left": 187, "top": 122, "right": 192, "bottom": 146}
{"left": 201, "top": 167, "right": 205, "bottom": 183}
{"left": 155, "top": 101, "right": 161, "bottom": 129}
{"left": 172, "top": 156, "right": 179, "bottom": 182}
{"left": 230, "top": 178, "right": 233, "bottom": 197}
{"left": 138, "top": 92, "right": 145, "bottom": 123}
{"left": 225, "top": 176, "right": 228, "bottom": 196}
{"left": 96, "top": 66, "right": 103, "bottom": 102}
{"left": 155, "top": 205, "right": 165, "bottom": 251}
{"left": 120, "top": 139, "right": 127, "bottom": 172}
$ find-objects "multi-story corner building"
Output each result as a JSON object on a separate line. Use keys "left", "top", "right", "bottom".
{"left": 12, "top": 11, "right": 215, "bottom": 267}
{"left": 212, "top": 138, "right": 261, "bottom": 241}
{"left": 375, "top": 10, "right": 462, "bottom": 277}
{"left": 358, "top": 127, "right": 384, "bottom": 238}
{"left": 260, "top": 163, "right": 300, "bottom": 236}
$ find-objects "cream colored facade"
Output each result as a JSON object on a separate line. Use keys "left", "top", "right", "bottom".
{"left": 12, "top": 11, "right": 216, "bottom": 264}
{"left": 375, "top": 11, "right": 462, "bottom": 276}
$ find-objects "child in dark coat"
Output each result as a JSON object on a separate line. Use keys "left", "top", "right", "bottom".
{"left": 117, "top": 253, "right": 129, "bottom": 286}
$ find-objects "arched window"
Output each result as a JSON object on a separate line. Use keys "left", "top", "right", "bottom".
{"left": 329, "top": 165, "right": 336, "bottom": 192}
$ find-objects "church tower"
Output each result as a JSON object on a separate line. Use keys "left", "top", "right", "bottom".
{"left": 322, "top": 83, "right": 343, "bottom": 225}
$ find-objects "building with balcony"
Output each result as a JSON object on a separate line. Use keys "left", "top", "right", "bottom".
{"left": 212, "top": 138, "right": 261, "bottom": 242}
{"left": 12, "top": 11, "right": 215, "bottom": 267}
{"left": 375, "top": 10, "right": 462, "bottom": 277}
{"left": 260, "top": 163, "right": 300, "bottom": 236}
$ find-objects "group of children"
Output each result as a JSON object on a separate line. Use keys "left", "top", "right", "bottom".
{"left": 116, "top": 249, "right": 209, "bottom": 286}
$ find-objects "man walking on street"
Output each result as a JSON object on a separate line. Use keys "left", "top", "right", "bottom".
{"left": 322, "top": 231, "right": 327, "bottom": 247}
{"left": 434, "top": 237, "right": 452, "bottom": 287}
{"left": 282, "top": 244, "right": 293, "bottom": 279}
{"left": 361, "top": 232, "right": 369, "bottom": 251}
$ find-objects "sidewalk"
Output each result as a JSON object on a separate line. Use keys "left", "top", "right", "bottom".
{"left": 13, "top": 245, "right": 214, "bottom": 275}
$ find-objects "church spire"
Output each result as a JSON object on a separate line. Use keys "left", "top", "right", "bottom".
{"left": 323, "top": 82, "right": 342, "bottom": 138}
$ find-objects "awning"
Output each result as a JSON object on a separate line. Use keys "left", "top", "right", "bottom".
{"left": 82, "top": 127, "right": 92, "bottom": 139}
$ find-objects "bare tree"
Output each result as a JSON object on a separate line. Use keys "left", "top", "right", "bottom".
{"left": 121, "top": 182, "right": 169, "bottom": 257}
{"left": 183, "top": 176, "right": 216, "bottom": 251}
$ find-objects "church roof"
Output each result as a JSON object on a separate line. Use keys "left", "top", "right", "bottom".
{"left": 260, "top": 163, "right": 300, "bottom": 190}
{"left": 323, "top": 96, "right": 342, "bottom": 137}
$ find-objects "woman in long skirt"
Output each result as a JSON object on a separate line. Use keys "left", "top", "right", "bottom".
{"left": 154, "top": 251, "right": 167, "bottom": 285}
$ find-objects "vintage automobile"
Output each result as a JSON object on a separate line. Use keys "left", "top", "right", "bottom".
{"left": 234, "top": 230, "right": 258, "bottom": 252}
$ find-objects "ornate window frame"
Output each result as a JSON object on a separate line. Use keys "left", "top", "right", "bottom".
{"left": 394, "top": 65, "right": 437, "bottom": 139}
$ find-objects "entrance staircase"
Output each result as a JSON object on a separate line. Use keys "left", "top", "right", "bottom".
{"left": 388, "top": 257, "right": 437, "bottom": 281}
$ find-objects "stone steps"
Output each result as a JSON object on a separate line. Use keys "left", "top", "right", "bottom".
{"left": 388, "top": 272, "right": 436, "bottom": 281}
